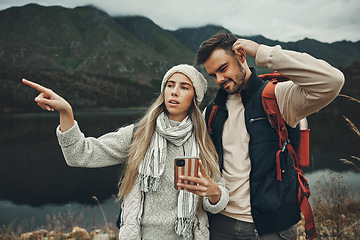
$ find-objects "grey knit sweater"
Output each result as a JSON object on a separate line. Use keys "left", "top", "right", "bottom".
{"left": 56, "top": 120, "right": 228, "bottom": 240}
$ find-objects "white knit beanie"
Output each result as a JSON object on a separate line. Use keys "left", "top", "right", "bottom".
{"left": 161, "top": 64, "right": 208, "bottom": 103}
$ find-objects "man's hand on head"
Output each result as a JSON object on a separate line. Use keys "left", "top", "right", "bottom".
{"left": 232, "top": 39, "right": 260, "bottom": 59}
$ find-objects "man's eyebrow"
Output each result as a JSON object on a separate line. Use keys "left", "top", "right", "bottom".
{"left": 216, "top": 63, "right": 227, "bottom": 72}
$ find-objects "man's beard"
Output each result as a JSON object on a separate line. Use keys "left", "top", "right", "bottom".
{"left": 221, "top": 62, "right": 246, "bottom": 95}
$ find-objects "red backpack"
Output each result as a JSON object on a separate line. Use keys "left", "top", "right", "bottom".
{"left": 207, "top": 72, "right": 317, "bottom": 239}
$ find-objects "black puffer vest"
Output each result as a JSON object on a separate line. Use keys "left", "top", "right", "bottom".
{"left": 205, "top": 68, "right": 301, "bottom": 235}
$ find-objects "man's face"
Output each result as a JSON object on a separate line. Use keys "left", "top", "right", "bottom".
{"left": 203, "top": 48, "right": 246, "bottom": 95}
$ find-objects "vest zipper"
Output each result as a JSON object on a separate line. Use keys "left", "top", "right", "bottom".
{"left": 249, "top": 117, "right": 267, "bottom": 123}
{"left": 254, "top": 229, "right": 260, "bottom": 240}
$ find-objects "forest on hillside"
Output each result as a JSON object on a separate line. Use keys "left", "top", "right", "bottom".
{"left": 0, "top": 69, "right": 157, "bottom": 114}
{"left": 1, "top": 60, "right": 359, "bottom": 115}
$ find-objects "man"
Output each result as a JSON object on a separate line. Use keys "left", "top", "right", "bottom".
{"left": 196, "top": 31, "right": 344, "bottom": 239}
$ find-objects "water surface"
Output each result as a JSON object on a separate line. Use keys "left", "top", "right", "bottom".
{"left": 0, "top": 108, "right": 359, "bottom": 230}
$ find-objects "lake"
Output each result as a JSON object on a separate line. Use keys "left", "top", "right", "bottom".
{"left": 0, "top": 108, "right": 359, "bottom": 231}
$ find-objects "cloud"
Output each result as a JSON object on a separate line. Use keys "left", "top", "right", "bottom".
{"left": 0, "top": 0, "right": 359, "bottom": 43}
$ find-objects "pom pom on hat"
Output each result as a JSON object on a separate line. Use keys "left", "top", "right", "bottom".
{"left": 161, "top": 64, "right": 207, "bottom": 103}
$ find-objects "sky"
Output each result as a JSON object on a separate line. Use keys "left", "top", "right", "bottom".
{"left": 0, "top": 0, "right": 359, "bottom": 43}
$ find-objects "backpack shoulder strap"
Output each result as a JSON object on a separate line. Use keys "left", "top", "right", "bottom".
{"left": 261, "top": 80, "right": 297, "bottom": 176}
{"left": 259, "top": 71, "right": 290, "bottom": 82}
{"left": 262, "top": 79, "right": 298, "bottom": 174}
{"left": 205, "top": 100, "right": 218, "bottom": 134}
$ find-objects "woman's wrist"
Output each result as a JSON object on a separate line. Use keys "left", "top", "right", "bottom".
{"left": 208, "top": 187, "right": 221, "bottom": 204}
{"left": 59, "top": 107, "right": 75, "bottom": 132}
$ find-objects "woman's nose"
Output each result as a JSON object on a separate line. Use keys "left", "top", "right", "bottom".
{"left": 171, "top": 87, "right": 179, "bottom": 96}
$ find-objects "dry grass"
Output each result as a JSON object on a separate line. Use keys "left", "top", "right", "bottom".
{"left": 2, "top": 179, "right": 359, "bottom": 240}
{"left": 0, "top": 199, "right": 118, "bottom": 240}
{"left": 338, "top": 94, "right": 360, "bottom": 104}
{"left": 338, "top": 94, "right": 360, "bottom": 172}
{"left": 302, "top": 94, "right": 360, "bottom": 239}
{"left": 310, "top": 171, "right": 360, "bottom": 239}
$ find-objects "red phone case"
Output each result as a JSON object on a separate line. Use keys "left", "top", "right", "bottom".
{"left": 174, "top": 157, "right": 199, "bottom": 190}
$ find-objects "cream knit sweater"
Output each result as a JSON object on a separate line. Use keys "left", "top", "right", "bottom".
{"left": 56, "top": 121, "right": 229, "bottom": 239}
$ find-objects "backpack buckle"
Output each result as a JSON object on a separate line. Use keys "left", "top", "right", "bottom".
{"left": 266, "top": 113, "right": 278, "bottom": 128}
{"left": 281, "top": 140, "right": 289, "bottom": 152}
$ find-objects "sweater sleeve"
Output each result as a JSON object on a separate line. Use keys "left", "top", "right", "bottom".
{"left": 202, "top": 173, "right": 229, "bottom": 214}
{"left": 56, "top": 120, "right": 134, "bottom": 168}
{"left": 256, "top": 45, "right": 345, "bottom": 127}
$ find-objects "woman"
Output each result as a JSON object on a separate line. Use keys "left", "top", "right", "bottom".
{"left": 23, "top": 64, "right": 229, "bottom": 240}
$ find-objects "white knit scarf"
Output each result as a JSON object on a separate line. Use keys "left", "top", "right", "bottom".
{"left": 138, "top": 112, "right": 199, "bottom": 238}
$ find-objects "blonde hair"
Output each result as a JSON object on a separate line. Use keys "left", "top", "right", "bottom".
{"left": 117, "top": 88, "right": 219, "bottom": 199}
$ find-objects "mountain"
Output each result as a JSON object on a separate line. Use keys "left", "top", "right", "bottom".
{"left": 113, "top": 16, "right": 194, "bottom": 62}
{"left": 0, "top": 69, "right": 156, "bottom": 114}
{"left": 2, "top": 4, "right": 360, "bottom": 78}
{"left": 0, "top": 4, "right": 194, "bottom": 84}
{"left": 168, "top": 25, "right": 228, "bottom": 53}
{"left": 170, "top": 27, "right": 360, "bottom": 69}
{"left": 278, "top": 38, "right": 360, "bottom": 68}
{"left": 0, "top": 4, "right": 360, "bottom": 114}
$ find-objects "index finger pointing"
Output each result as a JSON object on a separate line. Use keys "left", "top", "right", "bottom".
{"left": 22, "top": 79, "right": 49, "bottom": 94}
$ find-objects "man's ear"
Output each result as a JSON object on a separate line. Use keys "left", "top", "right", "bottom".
{"left": 235, "top": 49, "right": 246, "bottom": 63}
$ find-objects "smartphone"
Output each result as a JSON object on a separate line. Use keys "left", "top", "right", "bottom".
{"left": 174, "top": 157, "right": 199, "bottom": 190}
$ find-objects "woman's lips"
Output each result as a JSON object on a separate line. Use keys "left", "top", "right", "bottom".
{"left": 169, "top": 99, "right": 179, "bottom": 106}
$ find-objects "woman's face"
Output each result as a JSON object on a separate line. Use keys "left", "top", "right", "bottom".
{"left": 164, "top": 73, "right": 195, "bottom": 122}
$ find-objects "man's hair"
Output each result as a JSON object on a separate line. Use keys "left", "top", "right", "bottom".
{"left": 196, "top": 31, "right": 238, "bottom": 65}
